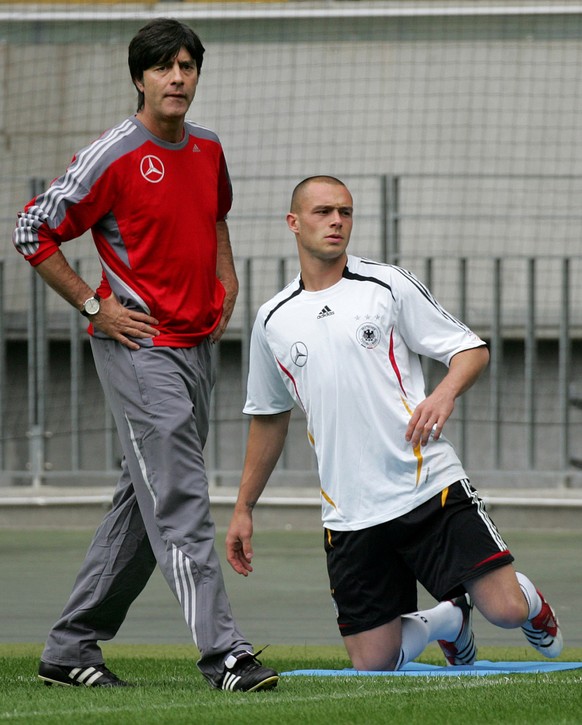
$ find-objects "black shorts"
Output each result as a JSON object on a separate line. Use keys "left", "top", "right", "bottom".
{"left": 324, "top": 479, "right": 514, "bottom": 637}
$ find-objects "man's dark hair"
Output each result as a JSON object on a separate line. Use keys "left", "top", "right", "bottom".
{"left": 128, "top": 18, "right": 205, "bottom": 111}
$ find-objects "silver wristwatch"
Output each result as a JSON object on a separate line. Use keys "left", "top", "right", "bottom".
{"left": 80, "top": 293, "right": 101, "bottom": 317}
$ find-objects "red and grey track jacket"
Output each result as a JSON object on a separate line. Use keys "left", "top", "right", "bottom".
{"left": 13, "top": 115, "right": 232, "bottom": 347}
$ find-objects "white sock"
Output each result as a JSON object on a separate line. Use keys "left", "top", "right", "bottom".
{"left": 516, "top": 571, "right": 542, "bottom": 620}
{"left": 396, "top": 601, "right": 462, "bottom": 669}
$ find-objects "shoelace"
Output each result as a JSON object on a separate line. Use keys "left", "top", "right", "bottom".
{"left": 232, "top": 645, "right": 271, "bottom": 673}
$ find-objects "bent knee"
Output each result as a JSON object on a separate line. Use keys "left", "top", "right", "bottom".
{"left": 351, "top": 652, "right": 400, "bottom": 672}
{"left": 344, "top": 619, "right": 403, "bottom": 672}
{"left": 482, "top": 598, "right": 529, "bottom": 629}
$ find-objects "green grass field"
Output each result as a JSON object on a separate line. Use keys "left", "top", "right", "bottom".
{"left": 1, "top": 528, "right": 580, "bottom": 722}
{"left": 1, "top": 643, "right": 581, "bottom": 724}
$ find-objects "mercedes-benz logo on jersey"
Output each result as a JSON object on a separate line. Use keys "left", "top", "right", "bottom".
{"left": 140, "top": 155, "right": 165, "bottom": 183}
{"left": 291, "top": 341, "right": 308, "bottom": 367}
{"left": 357, "top": 322, "right": 381, "bottom": 349}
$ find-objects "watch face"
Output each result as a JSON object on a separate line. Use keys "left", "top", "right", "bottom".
{"left": 84, "top": 297, "right": 100, "bottom": 315}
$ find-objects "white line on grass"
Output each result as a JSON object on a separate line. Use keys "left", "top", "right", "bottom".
{"left": 0, "top": 676, "right": 551, "bottom": 721}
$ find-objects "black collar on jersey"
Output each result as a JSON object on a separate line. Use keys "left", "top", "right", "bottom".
{"left": 342, "top": 265, "right": 395, "bottom": 300}
{"left": 264, "top": 278, "right": 305, "bottom": 327}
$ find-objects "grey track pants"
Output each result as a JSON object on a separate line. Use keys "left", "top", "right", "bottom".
{"left": 42, "top": 338, "right": 250, "bottom": 685}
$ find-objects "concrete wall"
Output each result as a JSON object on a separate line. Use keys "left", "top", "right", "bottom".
{"left": 2, "top": 9, "right": 582, "bottom": 269}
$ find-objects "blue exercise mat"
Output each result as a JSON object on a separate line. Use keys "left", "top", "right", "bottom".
{"left": 282, "top": 661, "right": 582, "bottom": 677}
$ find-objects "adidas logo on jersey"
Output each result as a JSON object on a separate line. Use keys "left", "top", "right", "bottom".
{"left": 317, "top": 305, "right": 334, "bottom": 319}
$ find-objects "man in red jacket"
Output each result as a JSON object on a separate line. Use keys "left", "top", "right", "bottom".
{"left": 13, "top": 17, "right": 278, "bottom": 693}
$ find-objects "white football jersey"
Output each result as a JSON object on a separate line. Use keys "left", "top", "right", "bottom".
{"left": 245, "top": 255, "right": 486, "bottom": 531}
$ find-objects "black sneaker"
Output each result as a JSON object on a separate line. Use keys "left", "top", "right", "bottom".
{"left": 219, "top": 650, "right": 279, "bottom": 692}
{"left": 38, "top": 660, "right": 131, "bottom": 687}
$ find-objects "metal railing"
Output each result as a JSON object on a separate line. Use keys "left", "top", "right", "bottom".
{"left": 2, "top": 172, "right": 582, "bottom": 489}
{"left": 0, "top": 252, "right": 581, "bottom": 489}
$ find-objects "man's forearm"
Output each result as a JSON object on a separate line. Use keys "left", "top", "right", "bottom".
{"left": 35, "top": 250, "right": 95, "bottom": 311}
{"left": 216, "top": 219, "right": 238, "bottom": 294}
{"left": 234, "top": 411, "right": 292, "bottom": 512}
{"left": 439, "top": 346, "right": 490, "bottom": 399}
